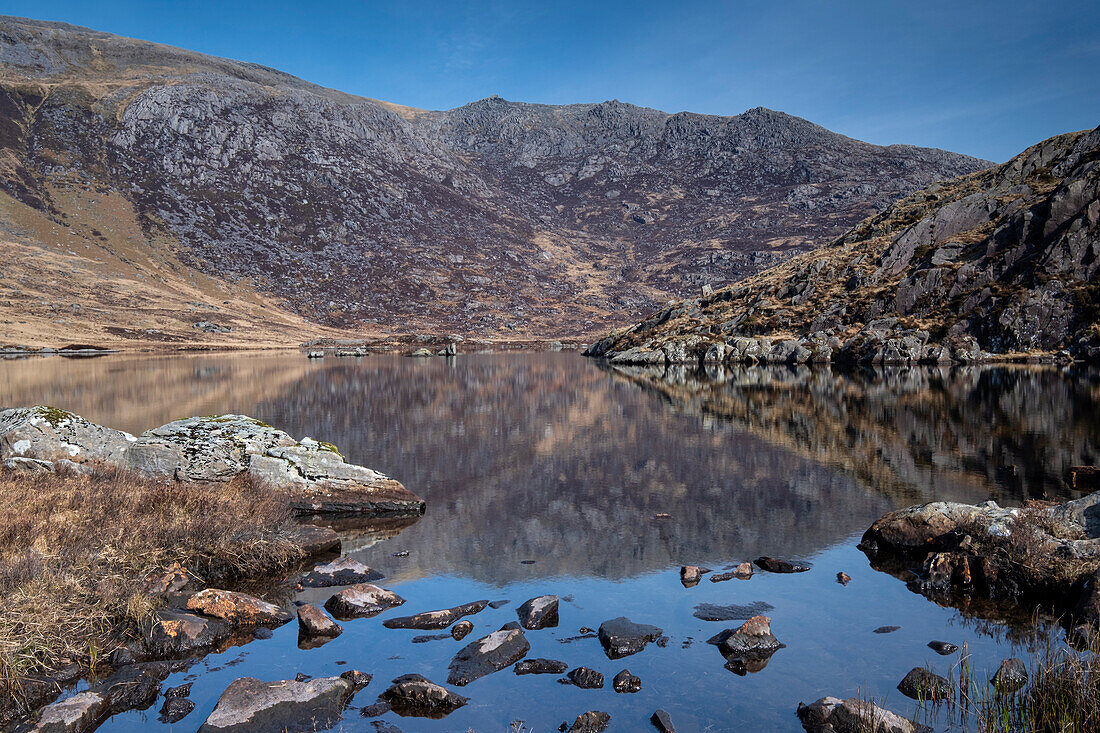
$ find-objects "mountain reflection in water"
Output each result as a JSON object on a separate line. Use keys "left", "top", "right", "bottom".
{"left": 2, "top": 353, "right": 1095, "bottom": 587}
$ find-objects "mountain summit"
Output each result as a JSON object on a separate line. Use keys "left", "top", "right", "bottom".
{"left": 0, "top": 15, "right": 989, "bottom": 341}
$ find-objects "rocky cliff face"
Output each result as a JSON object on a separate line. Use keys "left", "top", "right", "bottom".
{"left": 587, "top": 127, "right": 1100, "bottom": 362}
{"left": 0, "top": 16, "right": 989, "bottom": 338}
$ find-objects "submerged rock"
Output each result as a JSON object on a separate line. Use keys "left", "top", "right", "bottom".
{"left": 597, "top": 617, "right": 663, "bottom": 659}
{"left": 159, "top": 696, "right": 195, "bottom": 724}
{"left": 897, "top": 667, "right": 952, "bottom": 701}
{"left": 383, "top": 600, "right": 489, "bottom": 630}
{"left": 693, "top": 602, "right": 774, "bottom": 622}
{"left": 565, "top": 667, "right": 604, "bottom": 689}
{"left": 324, "top": 583, "right": 406, "bottom": 620}
{"left": 710, "top": 562, "right": 754, "bottom": 582}
{"left": 612, "top": 669, "right": 641, "bottom": 693}
{"left": 515, "top": 659, "right": 569, "bottom": 675}
{"left": 379, "top": 674, "right": 468, "bottom": 718}
{"left": 198, "top": 676, "right": 354, "bottom": 732}
{"left": 0, "top": 407, "right": 424, "bottom": 516}
{"left": 567, "top": 711, "right": 611, "bottom": 733}
{"left": 297, "top": 604, "right": 343, "bottom": 638}
{"left": 450, "top": 620, "right": 474, "bottom": 640}
{"left": 300, "top": 558, "right": 384, "bottom": 588}
{"left": 754, "top": 557, "right": 811, "bottom": 573}
{"left": 928, "top": 640, "right": 958, "bottom": 655}
{"left": 186, "top": 589, "right": 292, "bottom": 626}
{"left": 145, "top": 610, "right": 231, "bottom": 657}
{"left": 797, "top": 696, "right": 929, "bottom": 733}
{"left": 516, "top": 595, "right": 559, "bottom": 629}
{"left": 446, "top": 628, "right": 530, "bottom": 686}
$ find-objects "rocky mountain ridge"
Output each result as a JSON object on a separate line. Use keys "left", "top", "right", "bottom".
{"left": 0, "top": 15, "right": 989, "bottom": 341}
{"left": 586, "top": 126, "right": 1100, "bottom": 363}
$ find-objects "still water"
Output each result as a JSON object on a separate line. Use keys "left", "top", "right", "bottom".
{"left": 2, "top": 353, "right": 1098, "bottom": 732}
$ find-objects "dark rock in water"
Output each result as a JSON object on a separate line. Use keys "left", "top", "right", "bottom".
{"left": 612, "top": 669, "right": 641, "bottom": 693}
{"left": 197, "top": 675, "right": 354, "bottom": 732}
{"left": 579, "top": 627, "right": 595, "bottom": 634}
{"left": 873, "top": 626, "right": 901, "bottom": 634}
{"left": 499, "top": 621, "right": 522, "bottom": 631}
{"left": 598, "top": 617, "right": 663, "bottom": 659}
{"left": 297, "top": 603, "right": 343, "bottom": 638}
{"left": 371, "top": 721, "right": 403, "bottom": 733}
{"left": 109, "top": 645, "right": 136, "bottom": 668}
{"left": 159, "top": 696, "right": 195, "bottom": 723}
{"left": 324, "top": 583, "right": 406, "bottom": 620}
{"left": 103, "top": 662, "right": 171, "bottom": 713}
{"left": 928, "top": 640, "right": 958, "bottom": 655}
{"left": 411, "top": 633, "right": 452, "bottom": 643}
{"left": 340, "top": 669, "right": 372, "bottom": 693}
{"left": 295, "top": 673, "right": 311, "bottom": 682}
{"left": 517, "top": 595, "right": 559, "bottom": 629}
{"left": 383, "top": 600, "right": 489, "bottom": 630}
{"left": 515, "top": 658, "right": 569, "bottom": 675}
{"left": 565, "top": 667, "right": 604, "bottom": 689}
{"left": 391, "top": 550, "right": 409, "bottom": 558}
{"left": 186, "top": 588, "right": 293, "bottom": 626}
{"left": 446, "top": 628, "right": 530, "bottom": 686}
{"left": 836, "top": 572, "right": 852, "bottom": 585}
{"left": 520, "top": 560, "right": 537, "bottom": 565}
{"left": 655, "top": 635, "right": 669, "bottom": 647}
{"left": 651, "top": 709, "right": 676, "bottom": 732}
{"left": 360, "top": 701, "right": 392, "bottom": 717}
{"left": 710, "top": 562, "right": 754, "bottom": 583}
{"left": 898, "top": 667, "right": 952, "bottom": 701}
{"left": 991, "top": 658, "right": 1028, "bottom": 692}
{"left": 488, "top": 600, "right": 510, "bottom": 609}
{"left": 451, "top": 620, "right": 474, "bottom": 640}
{"left": 754, "top": 557, "right": 811, "bottom": 573}
{"left": 300, "top": 557, "right": 384, "bottom": 588}
{"left": 379, "top": 674, "right": 468, "bottom": 719}
{"left": 145, "top": 610, "right": 231, "bottom": 657}
{"left": 693, "top": 601, "right": 774, "bottom": 622}
{"left": 558, "top": 633, "right": 599, "bottom": 644}
{"left": 714, "top": 616, "right": 782, "bottom": 657}
{"left": 165, "top": 683, "right": 192, "bottom": 698}
{"left": 680, "top": 565, "right": 710, "bottom": 586}
{"left": 797, "top": 696, "right": 930, "bottom": 733}
{"left": 567, "top": 711, "right": 611, "bottom": 733}
{"left": 253, "top": 627, "right": 273, "bottom": 640}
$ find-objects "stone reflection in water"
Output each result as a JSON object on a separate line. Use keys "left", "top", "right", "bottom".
{"left": 2, "top": 353, "right": 1096, "bottom": 587}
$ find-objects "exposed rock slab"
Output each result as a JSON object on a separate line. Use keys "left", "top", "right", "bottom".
{"left": 382, "top": 600, "right": 489, "bottom": 630}
{"left": 300, "top": 557, "right": 383, "bottom": 588}
{"left": 29, "top": 691, "right": 108, "bottom": 733}
{"left": 198, "top": 676, "right": 353, "bottom": 732}
{"left": 446, "top": 628, "right": 530, "bottom": 686}
{"left": 145, "top": 610, "right": 232, "bottom": 657}
{"left": 186, "top": 589, "right": 292, "bottom": 626}
{"left": 797, "top": 696, "right": 930, "bottom": 733}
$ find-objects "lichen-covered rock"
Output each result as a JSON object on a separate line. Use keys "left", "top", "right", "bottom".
{"left": 145, "top": 610, "right": 232, "bottom": 657}
{"left": 299, "top": 558, "right": 384, "bottom": 588}
{"left": 0, "top": 406, "right": 135, "bottom": 465}
{"left": 516, "top": 595, "right": 558, "bottom": 629}
{"left": 383, "top": 600, "right": 489, "bottom": 630}
{"left": 186, "top": 589, "right": 292, "bottom": 626}
{"left": 797, "top": 696, "right": 929, "bottom": 733}
{"left": 198, "top": 676, "right": 354, "bottom": 732}
{"left": 29, "top": 691, "right": 108, "bottom": 733}
{"left": 324, "top": 583, "right": 406, "bottom": 620}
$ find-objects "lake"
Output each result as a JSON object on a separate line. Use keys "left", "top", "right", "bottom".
{"left": 2, "top": 352, "right": 1097, "bottom": 732}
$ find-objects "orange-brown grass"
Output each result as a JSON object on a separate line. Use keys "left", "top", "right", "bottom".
{"left": 0, "top": 464, "right": 304, "bottom": 713}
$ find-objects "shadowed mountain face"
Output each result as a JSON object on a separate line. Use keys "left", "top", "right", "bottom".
{"left": 2, "top": 353, "right": 1094, "bottom": 584}
{"left": 0, "top": 16, "right": 989, "bottom": 337}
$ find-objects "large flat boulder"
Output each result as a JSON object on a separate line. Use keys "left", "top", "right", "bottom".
{"left": 0, "top": 407, "right": 424, "bottom": 516}
{"left": 446, "top": 628, "right": 530, "bottom": 686}
{"left": 186, "top": 589, "right": 292, "bottom": 626}
{"left": 198, "top": 676, "right": 354, "bottom": 732}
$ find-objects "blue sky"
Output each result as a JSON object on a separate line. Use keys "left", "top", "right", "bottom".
{"left": 6, "top": 0, "right": 1098, "bottom": 162}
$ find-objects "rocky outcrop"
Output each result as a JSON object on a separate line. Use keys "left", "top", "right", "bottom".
{"left": 446, "top": 628, "right": 530, "bottom": 686}
{"left": 0, "top": 407, "right": 423, "bottom": 515}
{"left": 860, "top": 491, "right": 1100, "bottom": 622}
{"left": 587, "top": 127, "right": 1100, "bottom": 364}
{"left": 198, "top": 676, "right": 355, "bottom": 732}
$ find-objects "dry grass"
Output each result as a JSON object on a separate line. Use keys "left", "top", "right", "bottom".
{"left": 0, "top": 463, "right": 305, "bottom": 712}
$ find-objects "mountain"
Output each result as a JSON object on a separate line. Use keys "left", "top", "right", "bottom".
{"left": 585, "top": 126, "right": 1100, "bottom": 364}
{"left": 0, "top": 15, "right": 990, "bottom": 345}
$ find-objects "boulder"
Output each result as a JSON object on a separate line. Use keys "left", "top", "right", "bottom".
{"left": 383, "top": 600, "right": 489, "bottom": 630}
{"left": 680, "top": 565, "right": 710, "bottom": 587}
{"left": 324, "top": 583, "right": 406, "bottom": 620}
{"left": 407, "top": 348, "right": 434, "bottom": 357}
{"left": 145, "top": 610, "right": 231, "bottom": 657}
{"left": 102, "top": 662, "right": 171, "bottom": 713}
{"left": 186, "top": 589, "right": 292, "bottom": 626}
{"left": 198, "top": 676, "right": 354, "bottom": 732}
{"left": 515, "top": 658, "right": 569, "bottom": 675}
{"left": 897, "top": 667, "right": 952, "bottom": 701}
{"left": 29, "top": 691, "right": 108, "bottom": 733}
{"left": 612, "top": 669, "right": 641, "bottom": 693}
{"left": 450, "top": 620, "right": 474, "bottom": 640}
{"left": 597, "top": 617, "right": 663, "bottom": 659}
{"left": 516, "top": 595, "right": 559, "bottom": 629}
{"left": 991, "top": 658, "right": 1028, "bottom": 692}
{"left": 565, "top": 667, "right": 604, "bottom": 689}
{"left": 297, "top": 604, "right": 342, "bottom": 638}
{"left": 928, "top": 641, "right": 958, "bottom": 655}
{"left": 712, "top": 616, "right": 783, "bottom": 660}
{"left": 754, "top": 557, "right": 811, "bottom": 573}
{"left": 0, "top": 406, "right": 135, "bottom": 466}
{"left": 446, "top": 628, "right": 530, "bottom": 686}
{"left": 567, "top": 711, "right": 611, "bottom": 733}
{"left": 300, "top": 557, "right": 384, "bottom": 588}
{"left": 651, "top": 709, "right": 676, "bottom": 732}
{"left": 710, "top": 562, "right": 754, "bottom": 582}
{"left": 378, "top": 674, "right": 468, "bottom": 719}
{"left": 159, "top": 696, "right": 195, "bottom": 724}
{"left": 797, "top": 696, "right": 930, "bottom": 733}
{"left": 693, "top": 602, "right": 774, "bottom": 622}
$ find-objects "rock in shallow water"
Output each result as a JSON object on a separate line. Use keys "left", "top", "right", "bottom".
{"left": 297, "top": 603, "right": 342, "bottom": 638}
{"left": 517, "top": 595, "right": 559, "bottom": 629}
{"left": 450, "top": 620, "right": 473, "bottom": 640}
{"left": 754, "top": 557, "right": 811, "bottom": 573}
{"left": 383, "top": 600, "right": 489, "bottom": 630}
{"left": 186, "top": 589, "right": 292, "bottom": 626}
{"left": 145, "top": 610, "right": 231, "bottom": 657}
{"left": 991, "top": 658, "right": 1028, "bottom": 692}
{"left": 379, "top": 674, "right": 468, "bottom": 718}
{"left": 324, "top": 583, "right": 406, "bottom": 620}
{"left": 515, "top": 658, "right": 569, "bottom": 675}
{"left": 159, "top": 696, "right": 195, "bottom": 724}
{"left": 567, "top": 711, "right": 611, "bottom": 733}
{"left": 612, "top": 669, "right": 641, "bottom": 693}
{"left": 300, "top": 557, "right": 384, "bottom": 587}
{"left": 651, "top": 709, "right": 676, "bottom": 732}
{"left": 710, "top": 562, "right": 754, "bottom": 582}
{"left": 30, "top": 691, "right": 108, "bottom": 733}
{"left": 565, "top": 667, "right": 604, "bottom": 689}
{"left": 597, "top": 617, "right": 663, "bottom": 659}
{"left": 928, "top": 640, "right": 958, "bottom": 655}
{"left": 897, "top": 667, "right": 952, "bottom": 701}
{"left": 797, "top": 696, "right": 930, "bottom": 733}
{"left": 447, "top": 628, "right": 530, "bottom": 686}
{"left": 198, "top": 676, "right": 354, "bottom": 732}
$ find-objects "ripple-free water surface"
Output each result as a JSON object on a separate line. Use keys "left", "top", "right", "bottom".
{"left": 2, "top": 353, "right": 1098, "bottom": 732}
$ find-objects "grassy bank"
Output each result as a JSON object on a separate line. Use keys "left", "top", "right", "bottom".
{"left": 0, "top": 464, "right": 306, "bottom": 715}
